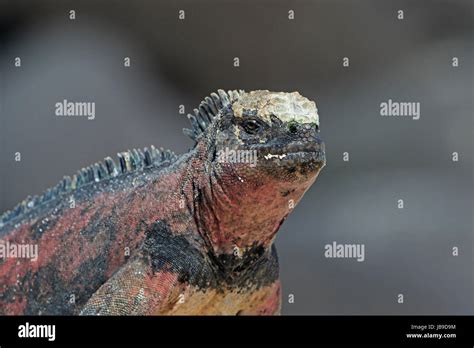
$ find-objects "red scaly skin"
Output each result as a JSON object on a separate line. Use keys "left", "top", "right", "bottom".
{"left": 0, "top": 158, "right": 192, "bottom": 314}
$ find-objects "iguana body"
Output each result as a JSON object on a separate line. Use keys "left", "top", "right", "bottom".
{"left": 0, "top": 90, "right": 325, "bottom": 315}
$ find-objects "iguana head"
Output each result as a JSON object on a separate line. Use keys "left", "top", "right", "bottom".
{"left": 214, "top": 90, "right": 325, "bottom": 180}
{"left": 185, "top": 90, "right": 325, "bottom": 257}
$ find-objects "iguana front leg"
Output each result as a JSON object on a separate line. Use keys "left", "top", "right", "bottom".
{"left": 80, "top": 254, "right": 185, "bottom": 315}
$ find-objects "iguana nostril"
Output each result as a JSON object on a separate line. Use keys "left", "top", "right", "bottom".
{"left": 288, "top": 123, "right": 298, "bottom": 134}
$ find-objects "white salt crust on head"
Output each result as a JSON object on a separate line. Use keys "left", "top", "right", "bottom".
{"left": 232, "top": 90, "right": 319, "bottom": 126}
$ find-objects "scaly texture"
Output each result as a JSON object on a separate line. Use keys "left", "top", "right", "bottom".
{"left": 0, "top": 89, "right": 325, "bottom": 315}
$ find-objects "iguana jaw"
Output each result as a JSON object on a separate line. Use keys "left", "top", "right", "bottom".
{"left": 198, "top": 160, "right": 322, "bottom": 257}
{"left": 187, "top": 141, "right": 324, "bottom": 260}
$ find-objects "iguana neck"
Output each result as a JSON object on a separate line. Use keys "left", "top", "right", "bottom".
{"left": 178, "top": 142, "right": 318, "bottom": 257}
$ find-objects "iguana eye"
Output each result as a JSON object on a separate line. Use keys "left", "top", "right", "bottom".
{"left": 242, "top": 119, "right": 262, "bottom": 134}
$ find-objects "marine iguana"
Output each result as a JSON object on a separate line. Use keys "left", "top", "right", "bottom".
{"left": 0, "top": 89, "right": 325, "bottom": 315}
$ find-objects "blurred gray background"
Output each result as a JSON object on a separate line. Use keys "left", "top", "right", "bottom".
{"left": 0, "top": 0, "right": 472, "bottom": 314}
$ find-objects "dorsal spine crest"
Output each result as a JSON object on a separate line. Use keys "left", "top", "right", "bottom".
{"left": 0, "top": 145, "right": 177, "bottom": 227}
{"left": 183, "top": 89, "right": 245, "bottom": 141}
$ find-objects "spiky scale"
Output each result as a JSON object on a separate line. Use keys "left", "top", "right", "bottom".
{"left": 217, "top": 89, "right": 230, "bottom": 106}
{"left": 104, "top": 157, "right": 118, "bottom": 177}
{"left": 199, "top": 104, "right": 213, "bottom": 124}
{"left": 194, "top": 108, "right": 208, "bottom": 130}
{"left": 136, "top": 149, "right": 145, "bottom": 165}
{"left": 204, "top": 96, "right": 218, "bottom": 115}
{"left": 123, "top": 152, "right": 131, "bottom": 171}
{"left": 203, "top": 100, "right": 216, "bottom": 117}
{"left": 125, "top": 151, "right": 133, "bottom": 171}
{"left": 211, "top": 92, "right": 222, "bottom": 108}
{"left": 91, "top": 163, "right": 101, "bottom": 181}
{"left": 125, "top": 151, "right": 135, "bottom": 170}
{"left": 165, "top": 150, "right": 174, "bottom": 160}
{"left": 131, "top": 149, "right": 143, "bottom": 170}
{"left": 127, "top": 151, "right": 136, "bottom": 170}
{"left": 143, "top": 148, "right": 153, "bottom": 167}
{"left": 150, "top": 145, "right": 160, "bottom": 163}
{"left": 75, "top": 171, "right": 84, "bottom": 187}
{"left": 71, "top": 175, "right": 78, "bottom": 190}
{"left": 80, "top": 168, "right": 89, "bottom": 183}
{"left": 79, "top": 168, "right": 87, "bottom": 184}
{"left": 95, "top": 164, "right": 103, "bottom": 180}
{"left": 97, "top": 162, "right": 108, "bottom": 179}
{"left": 87, "top": 166, "right": 95, "bottom": 183}
{"left": 187, "top": 114, "right": 201, "bottom": 134}
{"left": 62, "top": 176, "right": 72, "bottom": 191}
{"left": 117, "top": 153, "right": 127, "bottom": 173}
{"left": 183, "top": 128, "right": 197, "bottom": 141}
{"left": 159, "top": 147, "right": 167, "bottom": 162}
{"left": 229, "top": 90, "right": 240, "bottom": 102}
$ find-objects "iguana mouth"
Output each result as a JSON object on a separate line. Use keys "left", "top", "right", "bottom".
{"left": 258, "top": 142, "right": 326, "bottom": 164}
{"left": 262, "top": 149, "right": 325, "bottom": 165}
